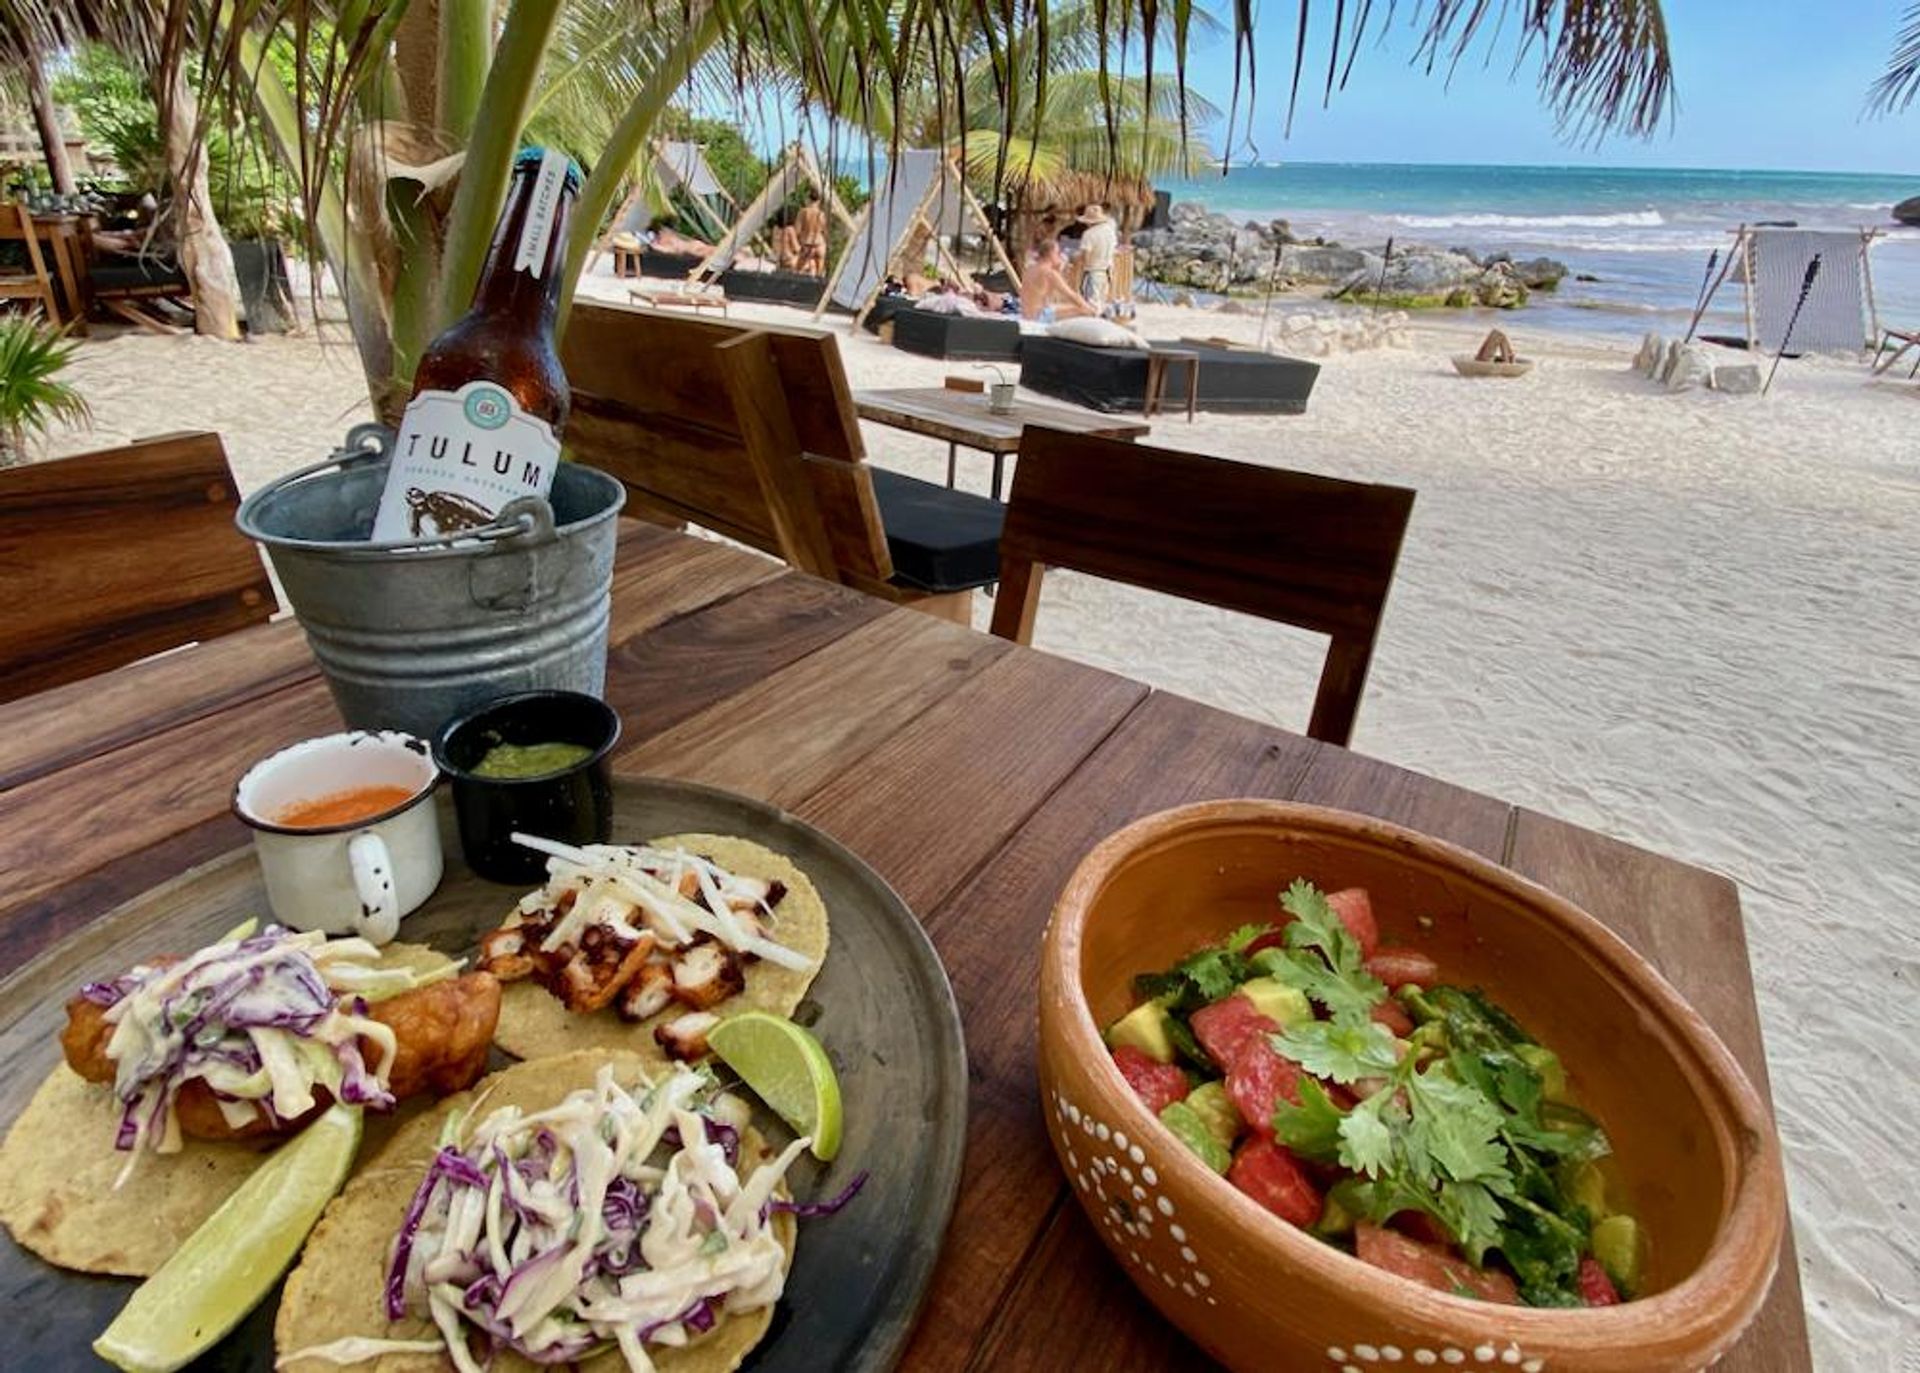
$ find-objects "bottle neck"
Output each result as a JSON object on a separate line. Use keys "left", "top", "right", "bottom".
{"left": 468, "top": 160, "right": 575, "bottom": 331}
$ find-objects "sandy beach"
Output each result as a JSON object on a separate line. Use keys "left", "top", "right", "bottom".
{"left": 42, "top": 270, "right": 1920, "bottom": 1366}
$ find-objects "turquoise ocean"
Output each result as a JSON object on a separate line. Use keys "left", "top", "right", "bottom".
{"left": 1154, "top": 162, "right": 1920, "bottom": 339}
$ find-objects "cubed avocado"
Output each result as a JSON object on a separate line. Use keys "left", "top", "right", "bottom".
{"left": 1159, "top": 1101, "right": 1231, "bottom": 1174}
{"left": 1237, "top": 977, "right": 1312, "bottom": 1029}
{"left": 1515, "top": 1043, "right": 1569, "bottom": 1101}
{"left": 1591, "top": 1214, "right": 1643, "bottom": 1294}
{"left": 1183, "top": 1080, "right": 1240, "bottom": 1148}
{"left": 1104, "top": 1000, "right": 1176, "bottom": 1064}
{"left": 1313, "top": 1190, "right": 1356, "bottom": 1238}
{"left": 1562, "top": 1161, "right": 1610, "bottom": 1220}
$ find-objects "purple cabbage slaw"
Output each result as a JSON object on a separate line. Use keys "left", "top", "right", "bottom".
{"left": 379, "top": 1065, "right": 863, "bottom": 1369}
{"left": 85, "top": 923, "right": 404, "bottom": 1170}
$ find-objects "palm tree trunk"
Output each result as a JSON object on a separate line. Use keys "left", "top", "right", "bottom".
{"left": 21, "top": 45, "right": 75, "bottom": 196}
{"left": 155, "top": 67, "right": 242, "bottom": 341}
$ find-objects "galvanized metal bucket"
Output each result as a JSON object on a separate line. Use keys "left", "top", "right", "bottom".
{"left": 236, "top": 425, "right": 626, "bottom": 739}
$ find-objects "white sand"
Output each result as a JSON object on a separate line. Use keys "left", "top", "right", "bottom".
{"left": 44, "top": 269, "right": 1920, "bottom": 1366}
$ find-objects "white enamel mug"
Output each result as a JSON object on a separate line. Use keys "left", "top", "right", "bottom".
{"left": 233, "top": 730, "right": 444, "bottom": 944}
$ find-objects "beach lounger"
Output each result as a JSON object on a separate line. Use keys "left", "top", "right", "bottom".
{"left": 991, "top": 428, "right": 1413, "bottom": 746}
{"left": 1018, "top": 336, "right": 1321, "bottom": 415}
{"left": 889, "top": 307, "right": 1023, "bottom": 362}
{"left": 717, "top": 265, "right": 831, "bottom": 307}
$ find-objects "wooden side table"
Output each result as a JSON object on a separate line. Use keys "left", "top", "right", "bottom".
{"left": 1144, "top": 347, "right": 1199, "bottom": 421}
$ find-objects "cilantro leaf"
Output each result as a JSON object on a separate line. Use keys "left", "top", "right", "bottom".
{"left": 1271, "top": 1076, "right": 1346, "bottom": 1163}
{"left": 1274, "top": 1020, "right": 1400, "bottom": 1085}
{"left": 1435, "top": 1181, "right": 1507, "bottom": 1265}
{"left": 1280, "top": 879, "right": 1368, "bottom": 973}
{"left": 1337, "top": 1086, "right": 1402, "bottom": 1177}
{"left": 1223, "top": 922, "right": 1275, "bottom": 953}
{"left": 1408, "top": 1071, "right": 1513, "bottom": 1186}
{"left": 1252, "top": 947, "right": 1384, "bottom": 1027}
{"left": 1173, "top": 946, "right": 1250, "bottom": 1004}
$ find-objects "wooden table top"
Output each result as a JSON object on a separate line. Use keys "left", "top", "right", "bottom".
{"left": 0, "top": 522, "right": 1809, "bottom": 1371}
{"left": 855, "top": 385, "right": 1153, "bottom": 454}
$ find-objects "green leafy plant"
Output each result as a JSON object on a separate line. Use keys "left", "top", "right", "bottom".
{"left": 0, "top": 314, "right": 89, "bottom": 465}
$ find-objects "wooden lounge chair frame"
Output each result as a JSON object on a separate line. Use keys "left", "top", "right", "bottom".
{"left": 0, "top": 431, "right": 276, "bottom": 703}
{"left": 0, "top": 201, "right": 63, "bottom": 325}
{"left": 560, "top": 300, "right": 982, "bottom": 623}
{"left": 990, "top": 428, "right": 1414, "bottom": 746}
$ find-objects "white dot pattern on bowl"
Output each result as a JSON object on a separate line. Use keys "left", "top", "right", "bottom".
{"left": 1050, "top": 1089, "right": 1217, "bottom": 1302}
{"left": 1329, "top": 1344, "right": 1542, "bottom": 1370}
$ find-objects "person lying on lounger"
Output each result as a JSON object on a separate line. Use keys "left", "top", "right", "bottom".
{"left": 642, "top": 217, "right": 715, "bottom": 260}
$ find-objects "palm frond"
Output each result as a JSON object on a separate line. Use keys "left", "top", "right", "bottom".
{"left": 1869, "top": 2, "right": 1920, "bottom": 115}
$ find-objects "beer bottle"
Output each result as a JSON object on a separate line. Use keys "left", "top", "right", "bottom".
{"left": 370, "top": 147, "right": 582, "bottom": 542}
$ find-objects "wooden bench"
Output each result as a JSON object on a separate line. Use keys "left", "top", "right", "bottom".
{"left": 0, "top": 432, "right": 275, "bottom": 703}
{"left": 561, "top": 301, "right": 1000, "bottom": 622}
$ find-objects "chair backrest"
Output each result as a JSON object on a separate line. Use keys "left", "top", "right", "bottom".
{"left": 0, "top": 431, "right": 275, "bottom": 703}
{"left": 559, "top": 300, "right": 895, "bottom": 595}
{"left": 0, "top": 201, "right": 52, "bottom": 289}
{"left": 991, "top": 428, "right": 1414, "bottom": 746}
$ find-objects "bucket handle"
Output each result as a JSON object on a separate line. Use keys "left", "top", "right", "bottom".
{"left": 262, "top": 423, "right": 556, "bottom": 552}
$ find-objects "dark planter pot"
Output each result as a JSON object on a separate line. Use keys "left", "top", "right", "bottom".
{"left": 232, "top": 237, "right": 294, "bottom": 335}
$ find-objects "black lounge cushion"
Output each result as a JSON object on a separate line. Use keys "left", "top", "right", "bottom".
{"left": 890, "top": 307, "right": 1022, "bottom": 361}
{"left": 639, "top": 249, "right": 707, "bottom": 278}
{"left": 863, "top": 294, "right": 916, "bottom": 334}
{"left": 718, "top": 266, "right": 827, "bottom": 306}
{"left": 88, "top": 257, "right": 189, "bottom": 293}
{"left": 1018, "top": 336, "right": 1320, "bottom": 415}
{"left": 867, "top": 466, "right": 1003, "bottom": 593}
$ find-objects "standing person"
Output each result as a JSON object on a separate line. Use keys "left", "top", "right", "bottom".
{"left": 1076, "top": 203, "right": 1118, "bottom": 310}
{"left": 772, "top": 214, "right": 802, "bottom": 272}
{"left": 795, "top": 190, "right": 829, "bottom": 276}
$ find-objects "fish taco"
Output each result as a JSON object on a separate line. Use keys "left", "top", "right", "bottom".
{"left": 276, "top": 1050, "right": 809, "bottom": 1372}
{"left": 480, "top": 835, "right": 828, "bottom": 1064}
{"left": 0, "top": 928, "right": 498, "bottom": 1276}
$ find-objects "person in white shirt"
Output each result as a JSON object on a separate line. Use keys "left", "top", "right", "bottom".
{"left": 1075, "top": 203, "right": 1119, "bottom": 308}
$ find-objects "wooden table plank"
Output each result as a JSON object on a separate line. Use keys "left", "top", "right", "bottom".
{"left": 1293, "top": 744, "right": 1514, "bottom": 859}
{"left": 619, "top": 606, "right": 1010, "bottom": 809}
{"left": 0, "top": 619, "right": 317, "bottom": 790}
{"left": 0, "top": 677, "right": 341, "bottom": 927}
{"left": 898, "top": 693, "right": 1318, "bottom": 1373}
{"left": 1506, "top": 811, "right": 1809, "bottom": 1373}
{"left": 603, "top": 523, "right": 785, "bottom": 643}
{"left": 603, "top": 572, "right": 891, "bottom": 747}
{"left": 855, "top": 387, "right": 1153, "bottom": 455}
{"left": 793, "top": 650, "right": 1150, "bottom": 916}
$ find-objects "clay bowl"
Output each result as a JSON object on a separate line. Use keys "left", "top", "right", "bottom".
{"left": 1037, "top": 800, "right": 1786, "bottom": 1373}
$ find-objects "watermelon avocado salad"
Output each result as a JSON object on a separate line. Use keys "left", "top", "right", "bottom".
{"left": 1106, "top": 879, "right": 1642, "bottom": 1308}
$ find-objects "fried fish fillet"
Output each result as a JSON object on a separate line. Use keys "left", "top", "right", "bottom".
{"left": 59, "top": 971, "right": 501, "bottom": 1141}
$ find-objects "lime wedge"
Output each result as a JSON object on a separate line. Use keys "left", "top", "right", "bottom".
{"left": 708, "top": 1012, "right": 844, "bottom": 1162}
{"left": 94, "top": 1104, "right": 362, "bottom": 1373}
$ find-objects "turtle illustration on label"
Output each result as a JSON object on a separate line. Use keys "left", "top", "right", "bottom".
{"left": 406, "top": 487, "right": 495, "bottom": 538}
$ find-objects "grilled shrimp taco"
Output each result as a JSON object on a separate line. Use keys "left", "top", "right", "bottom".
{"left": 276, "top": 1051, "right": 804, "bottom": 1372}
{"left": 479, "top": 834, "right": 828, "bottom": 1064}
{"left": 0, "top": 929, "right": 497, "bottom": 1276}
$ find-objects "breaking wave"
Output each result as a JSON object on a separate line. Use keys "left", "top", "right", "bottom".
{"left": 1389, "top": 209, "right": 1667, "bottom": 230}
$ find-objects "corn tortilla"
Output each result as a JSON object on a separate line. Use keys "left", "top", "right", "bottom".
{"left": 276, "top": 1050, "right": 795, "bottom": 1373}
{"left": 491, "top": 835, "right": 829, "bottom": 1063}
{"left": 0, "top": 941, "right": 454, "bottom": 1276}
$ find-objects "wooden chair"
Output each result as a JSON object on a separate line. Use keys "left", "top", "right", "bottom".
{"left": 561, "top": 300, "right": 1002, "bottom": 624}
{"left": 990, "top": 428, "right": 1415, "bottom": 746}
{"left": 0, "top": 202, "right": 63, "bottom": 325}
{"left": 0, "top": 432, "right": 276, "bottom": 703}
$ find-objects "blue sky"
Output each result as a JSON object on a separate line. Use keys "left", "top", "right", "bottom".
{"left": 1174, "top": 0, "right": 1919, "bottom": 173}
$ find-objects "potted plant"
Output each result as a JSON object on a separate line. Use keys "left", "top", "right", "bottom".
{"left": 0, "top": 315, "right": 89, "bottom": 467}
{"left": 979, "top": 364, "right": 1017, "bottom": 414}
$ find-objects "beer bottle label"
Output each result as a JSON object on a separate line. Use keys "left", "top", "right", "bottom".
{"left": 512, "top": 149, "right": 571, "bottom": 279}
{"left": 369, "top": 380, "right": 562, "bottom": 541}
